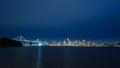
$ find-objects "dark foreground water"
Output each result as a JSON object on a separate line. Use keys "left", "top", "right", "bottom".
{"left": 0, "top": 46, "right": 120, "bottom": 68}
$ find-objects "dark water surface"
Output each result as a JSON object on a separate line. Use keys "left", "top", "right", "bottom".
{"left": 0, "top": 46, "right": 120, "bottom": 68}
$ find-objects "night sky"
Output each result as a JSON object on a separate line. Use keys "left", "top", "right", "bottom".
{"left": 0, "top": 0, "right": 120, "bottom": 40}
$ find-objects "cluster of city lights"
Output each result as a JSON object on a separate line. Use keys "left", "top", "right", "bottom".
{"left": 12, "top": 36, "right": 120, "bottom": 47}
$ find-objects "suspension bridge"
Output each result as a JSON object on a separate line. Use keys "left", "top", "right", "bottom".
{"left": 12, "top": 36, "right": 48, "bottom": 46}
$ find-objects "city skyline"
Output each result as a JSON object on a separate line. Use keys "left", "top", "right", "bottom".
{"left": 11, "top": 36, "right": 120, "bottom": 47}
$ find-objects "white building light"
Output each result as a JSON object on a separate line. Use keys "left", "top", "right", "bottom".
{"left": 38, "top": 43, "right": 42, "bottom": 46}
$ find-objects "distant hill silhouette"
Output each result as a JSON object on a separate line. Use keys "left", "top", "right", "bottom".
{"left": 0, "top": 37, "right": 23, "bottom": 47}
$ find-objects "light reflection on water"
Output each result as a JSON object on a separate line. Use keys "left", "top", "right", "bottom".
{"left": 0, "top": 47, "right": 120, "bottom": 68}
{"left": 36, "top": 46, "right": 42, "bottom": 68}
